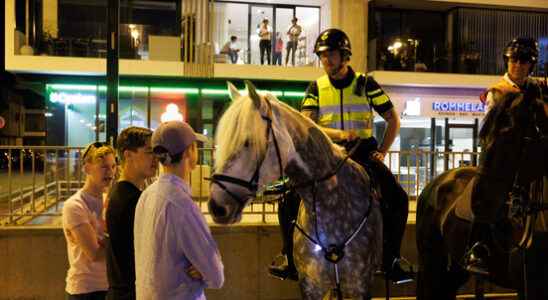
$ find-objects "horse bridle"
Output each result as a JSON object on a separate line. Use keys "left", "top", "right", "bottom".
{"left": 206, "top": 98, "right": 284, "bottom": 207}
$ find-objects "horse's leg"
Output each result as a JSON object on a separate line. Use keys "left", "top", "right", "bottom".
{"left": 299, "top": 277, "right": 324, "bottom": 300}
{"left": 418, "top": 212, "right": 465, "bottom": 300}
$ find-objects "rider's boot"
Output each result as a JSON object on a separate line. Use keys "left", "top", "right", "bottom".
{"left": 268, "top": 253, "right": 298, "bottom": 281}
{"left": 268, "top": 188, "right": 300, "bottom": 281}
{"left": 464, "top": 221, "right": 491, "bottom": 276}
{"left": 386, "top": 256, "right": 414, "bottom": 284}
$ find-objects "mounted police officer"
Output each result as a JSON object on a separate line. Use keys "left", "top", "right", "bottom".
{"left": 465, "top": 37, "right": 547, "bottom": 276}
{"left": 268, "top": 28, "right": 413, "bottom": 284}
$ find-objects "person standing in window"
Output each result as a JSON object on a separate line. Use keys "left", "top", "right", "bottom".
{"left": 273, "top": 32, "right": 283, "bottom": 66}
{"left": 285, "top": 17, "right": 302, "bottom": 66}
{"left": 63, "top": 142, "right": 117, "bottom": 300}
{"left": 258, "top": 18, "right": 272, "bottom": 65}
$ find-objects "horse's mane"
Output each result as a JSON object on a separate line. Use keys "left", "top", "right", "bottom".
{"left": 479, "top": 92, "right": 521, "bottom": 150}
{"left": 214, "top": 94, "right": 268, "bottom": 171}
{"left": 214, "top": 92, "right": 339, "bottom": 172}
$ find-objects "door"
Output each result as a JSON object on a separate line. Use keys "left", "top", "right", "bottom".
{"left": 443, "top": 118, "right": 479, "bottom": 170}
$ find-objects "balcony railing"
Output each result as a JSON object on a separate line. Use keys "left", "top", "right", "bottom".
{"left": 0, "top": 145, "right": 483, "bottom": 226}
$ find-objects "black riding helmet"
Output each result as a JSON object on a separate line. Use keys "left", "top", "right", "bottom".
{"left": 503, "top": 37, "right": 539, "bottom": 68}
{"left": 314, "top": 28, "right": 352, "bottom": 60}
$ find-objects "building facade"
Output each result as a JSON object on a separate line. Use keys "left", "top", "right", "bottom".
{"left": 3, "top": 0, "right": 548, "bottom": 156}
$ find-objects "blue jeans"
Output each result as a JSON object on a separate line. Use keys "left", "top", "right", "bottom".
{"left": 67, "top": 291, "right": 107, "bottom": 300}
{"left": 273, "top": 52, "right": 282, "bottom": 65}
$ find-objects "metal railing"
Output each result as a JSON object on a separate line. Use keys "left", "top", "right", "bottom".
{"left": 0, "top": 145, "right": 480, "bottom": 226}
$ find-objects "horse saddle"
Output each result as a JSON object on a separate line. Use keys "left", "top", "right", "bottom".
{"left": 440, "top": 175, "right": 477, "bottom": 233}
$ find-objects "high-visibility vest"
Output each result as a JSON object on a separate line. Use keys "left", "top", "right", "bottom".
{"left": 315, "top": 72, "right": 389, "bottom": 139}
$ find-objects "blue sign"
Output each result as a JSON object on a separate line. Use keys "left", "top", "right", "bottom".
{"left": 432, "top": 102, "right": 485, "bottom": 113}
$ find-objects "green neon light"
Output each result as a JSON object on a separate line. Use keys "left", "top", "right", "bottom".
{"left": 284, "top": 91, "right": 305, "bottom": 97}
{"left": 47, "top": 84, "right": 304, "bottom": 98}
{"left": 150, "top": 87, "right": 199, "bottom": 94}
{"left": 119, "top": 86, "right": 148, "bottom": 92}
{"left": 47, "top": 84, "right": 98, "bottom": 91}
{"left": 258, "top": 90, "right": 283, "bottom": 96}
{"left": 98, "top": 86, "right": 149, "bottom": 92}
{"left": 201, "top": 89, "right": 229, "bottom": 95}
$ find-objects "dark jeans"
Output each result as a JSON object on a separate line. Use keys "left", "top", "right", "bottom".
{"left": 277, "top": 137, "right": 409, "bottom": 269}
{"left": 107, "top": 288, "right": 135, "bottom": 300}
{"left": 259, "top": 40, "right": 271, "bottom": 65}
{"left": 67, "top": 291, "right": 107, "bottom": 300}
{"left": 285, "top": 41, "right": 298, "bottom": 66}
{"left": 347, "top": 138, "right": 409, "bottom": 268}
{"left": 227, "top": 50, "right": 238, "bottom": 64}
{"left": 273, "top": 52, "right": 282, "bottom": 65}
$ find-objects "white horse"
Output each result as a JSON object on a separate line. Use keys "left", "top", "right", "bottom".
{"left": 208, "top": 80, "right": 382, "bottom": 299}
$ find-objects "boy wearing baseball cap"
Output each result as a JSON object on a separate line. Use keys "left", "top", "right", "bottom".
{"left": 133, "top": 121, "right": 223, "bottom": 300}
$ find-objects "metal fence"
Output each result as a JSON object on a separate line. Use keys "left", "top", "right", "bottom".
{"left": 0, "top": 145, "right": 480, "bottom": 226}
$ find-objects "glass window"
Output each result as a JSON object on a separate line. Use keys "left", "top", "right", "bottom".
{"left": 213, "top": 2, "right": 320, "bottom": 66}
{"left": 150, "top": 89, "right": 188, "bottom": 130}
{"left": 98, "top": 90, "right": 107, "bottom": 142}
{"left": 296, "top": 7, "right": 320, "bottom": 67}
{"left": 250, "top": 5, "right": 273, "bottom": 65}
{"left": 62, "top": 90, "right": 99, "bottom": 147}
{"left": 370, "top": 9, "right": 446, "bottom": 73}
{"left": 213, "top": 2, "right": 248, "bottom": 64}
{"left": 119, "top": 88, "right": 148, "bottom": 131}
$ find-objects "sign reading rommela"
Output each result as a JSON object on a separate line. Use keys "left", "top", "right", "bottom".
{"left": 432, "top": 102, "right": 486, "bottom": 113}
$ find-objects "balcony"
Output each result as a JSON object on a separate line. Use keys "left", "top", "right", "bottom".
{"left": 368, "top": 3, "right": 548, "bottom": 77}
{"left": 5, "top": 0, "right": 325, "bottom": 81}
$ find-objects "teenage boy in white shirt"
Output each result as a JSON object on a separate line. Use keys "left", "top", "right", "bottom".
{"left": 63, "top": 142, "right": 117, "bottom": 299}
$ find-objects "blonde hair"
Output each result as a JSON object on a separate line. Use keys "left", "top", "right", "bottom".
{"left": 83, "top": 143, "right": 116, "bottom": 164}
{"left": 214, "top": 96, "right": 268, "bottom": 171}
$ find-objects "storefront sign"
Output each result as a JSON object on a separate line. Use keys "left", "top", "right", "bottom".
{"left": 431, "top": 101, "right": 485, "bottom": 117}
{"left": 50, "top": 92, "right": 96, "bottom": 104}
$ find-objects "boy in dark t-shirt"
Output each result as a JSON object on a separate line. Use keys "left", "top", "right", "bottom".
{"left": 105, "top": 127, "right": 157, "bottom": 300}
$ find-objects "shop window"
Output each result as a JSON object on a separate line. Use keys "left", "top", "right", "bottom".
{"left": 295, "top": 7, "right": 320, "bottom": 66}
{"left": 150, "top": 89, "right": 188, "bottom": 130}
{"left": 213, "top": 2, "right": 248, "bottom": 64}
{"left": 119, "top": 88, "right": 148, "bottom": 131}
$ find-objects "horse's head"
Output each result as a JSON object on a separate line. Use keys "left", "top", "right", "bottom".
{"left": 208, "top": 81, "right": 296, "bottom": 224}
{"left": 479, "top": 87, "right": 547, "bottom": 187}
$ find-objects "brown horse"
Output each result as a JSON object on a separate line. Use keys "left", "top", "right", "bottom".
{"left": 416, "top": 89, "right": 548, "bottom": 300}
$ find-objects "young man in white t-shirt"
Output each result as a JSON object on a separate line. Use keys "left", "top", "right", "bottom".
{"left": 63, "top": 142, "right": 117, "bottom": 299}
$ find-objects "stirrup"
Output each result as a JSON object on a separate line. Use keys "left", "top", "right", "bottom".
{"left": 464, "top": 242, "right": 490, "bottom": 276}
{"left": 388, "top": 257, "right": 414, "bottom": 285}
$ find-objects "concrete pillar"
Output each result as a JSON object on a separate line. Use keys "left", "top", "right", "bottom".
{"left": 330, "top": 0, "right": 368, "bottom": 72}
{"left": 42, "top": 0, "right": 58, "bottom": 38}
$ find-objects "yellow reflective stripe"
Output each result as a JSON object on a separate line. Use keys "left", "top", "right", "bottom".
{"left": 302, "top": 97, "right": 319, "bottom": 107}
{"left": 348, "top": 111, "right": 372, "bottom": 120}
{"left": 345, "top": 95, "right": 369, "bottom": 105}
{"left": 356, "top": 129, "right": 373, "bottom": 139}
{"left": 318, "top": 111, "right": 372, "bottom": 123}
{"left": 371, "top": 94, "right": 390, "bottom": 106}
{"left": 367, "top": 88, "right": 382, "bottom": 96}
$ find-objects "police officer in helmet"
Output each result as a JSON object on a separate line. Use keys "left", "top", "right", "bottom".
{"left": 268, "top": 28, "right": 413, "bottom": 284}
{"left": 465, "top": 37, "right": 548, "bottom": 276}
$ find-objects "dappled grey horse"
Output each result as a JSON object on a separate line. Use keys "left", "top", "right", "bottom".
{"left": 208, "top": 81, "right": 382, "bottom": 299}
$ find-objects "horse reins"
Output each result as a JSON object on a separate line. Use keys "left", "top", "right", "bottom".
{"left": 206, "top": 98, "right": 284, "bottom": 207}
